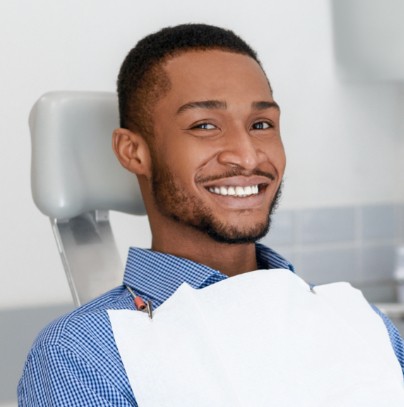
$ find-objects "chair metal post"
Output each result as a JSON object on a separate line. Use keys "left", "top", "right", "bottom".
{"left": 51, "top": 210, "right": 123, "bottom": 306}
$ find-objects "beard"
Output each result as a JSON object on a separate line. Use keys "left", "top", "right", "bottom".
{"left": 151, "top": 158, "right": 282, "bottom": 244}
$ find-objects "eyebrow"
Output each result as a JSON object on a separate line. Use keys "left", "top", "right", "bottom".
{"left": 176, "top": 100, "right": 227, "bottom": 115}
{"left": 252, "top": 101, "right": 280, "bottom": 111}
{"left": 176, "top": 99, "right": 280, "bottom": 115}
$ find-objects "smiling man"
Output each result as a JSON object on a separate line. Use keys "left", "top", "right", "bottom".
{"left": 114, "top": 46, "right": 285, "bottom": 276}
{"left": 18, "top": 24, "right": 404, "bottom": 406}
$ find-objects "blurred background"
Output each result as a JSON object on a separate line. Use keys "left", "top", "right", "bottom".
{"left": 1, "top": 0, "right": 404, "bottom": 404}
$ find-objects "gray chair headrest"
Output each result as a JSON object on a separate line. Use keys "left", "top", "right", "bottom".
{"left": 30, "top": 91, "right": 146, "bottom": 220}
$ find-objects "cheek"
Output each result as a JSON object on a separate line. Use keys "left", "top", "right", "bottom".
{"left": 277, "top": 147, "right": 287, "bottom": 172}
{"left": 155, "top": 144, "right": 200, "bottom": 188}
{"left": 162, "top": 137, "right": 215, "bottom": 177}
{"left": 265, "top": 139, "right": 286, "bottom": 173}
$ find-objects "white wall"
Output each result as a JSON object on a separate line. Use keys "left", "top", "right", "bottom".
{"left": 1, "top": 0, "right": 403, "bottom": 309}
{"left": 399, "top": 87, "right": 404, "bottom": 191}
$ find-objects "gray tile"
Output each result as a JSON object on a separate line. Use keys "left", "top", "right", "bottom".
{"left": 399, "top": 204, "right": 404, "bottom": 243}
{"left": 360, "top": 204, "right": 398, "bottom": 241}
{"left": 360, "top": 244, "right": 396, "bottom": 282}
{"left": 358, "top": 282, "right": 397, "bottom": 303}
{"left": 297, "top": 247, "right": 359, "bottom": 285}
{"left": 298, "top": 207, "right": 355, "bottom": 245}
{"left": 261, "top": 210, "right": 295, "bottom": 246}
{"left": 0, "top": 304, "right": 74, "bottom": 403}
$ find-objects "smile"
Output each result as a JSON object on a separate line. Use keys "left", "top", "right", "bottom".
{"left": 207, "top": 185, "right": 259, "bottom": 197}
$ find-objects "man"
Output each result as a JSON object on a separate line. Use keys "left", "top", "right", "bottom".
{"left": 18, "top": 24, "right": 404, "bottom": 405}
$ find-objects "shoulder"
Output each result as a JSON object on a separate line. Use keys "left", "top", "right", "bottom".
{"left": 18, "top": 286, "right": 137, "bottom": 405}
{"left": 31, "top": 285, "right": 133, "bottom": 355}
{"left": 371, "top": 304, "right": 404, "bottom": 375}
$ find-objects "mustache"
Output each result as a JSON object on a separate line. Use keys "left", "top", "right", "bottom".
{"left": 196, "top": 168, "right": 275, "bottom": 184}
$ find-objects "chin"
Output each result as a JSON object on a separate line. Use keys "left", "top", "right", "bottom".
{"left": 198, "top": 218, "right": 271, "bottom": 245}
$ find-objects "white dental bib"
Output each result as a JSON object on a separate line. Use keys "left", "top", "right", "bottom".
{"left": 108, "top": 269, "right": 404, "bottom": 406}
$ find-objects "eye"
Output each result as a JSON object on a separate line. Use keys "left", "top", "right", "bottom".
{"left": 190, "top": 122, "right": 217, "bottom": 130}
{"left": 251, "top": 121, "right": 273, "bottom": 130}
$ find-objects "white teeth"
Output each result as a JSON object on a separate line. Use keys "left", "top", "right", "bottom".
{"left": 208, "top": 185, "right": 260, "bottom": 197}
{"left": 235, "top": 186, "right": 244, "bottom": 196}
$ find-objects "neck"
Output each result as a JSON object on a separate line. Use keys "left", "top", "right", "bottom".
{"left": 151, "top": 224, "right": 258, "bottom": 277}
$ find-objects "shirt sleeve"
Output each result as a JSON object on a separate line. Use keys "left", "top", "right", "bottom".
{"left": 18, "top": 344, "right": 137, "bottom": 406}
{"left": 371, "top": 304, "right": 404, "bottom": 376}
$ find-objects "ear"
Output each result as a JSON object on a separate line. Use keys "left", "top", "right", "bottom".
{"left": 112, "top": 128, "right": 151, "bottom": 177}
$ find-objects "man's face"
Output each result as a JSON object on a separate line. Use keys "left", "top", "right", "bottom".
{"left": 148, "top": 50, "right": 286, "bottom": 243}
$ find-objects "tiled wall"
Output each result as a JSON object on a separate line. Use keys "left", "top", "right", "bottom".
{"left": 261, "top": 203, "right": 404, "bottom": 303}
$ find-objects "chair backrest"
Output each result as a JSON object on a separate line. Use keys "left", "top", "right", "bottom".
{"left": 30, "top": 91, "right": 146, "bottom": 306}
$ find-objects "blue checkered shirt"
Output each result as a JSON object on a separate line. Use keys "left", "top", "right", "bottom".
{"left": 18, "top": 243, "right": 404, "bottom": 406}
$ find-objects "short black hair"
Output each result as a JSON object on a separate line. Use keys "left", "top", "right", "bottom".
{"left": 117, "top": 24, "right": 262, "bottom": 138}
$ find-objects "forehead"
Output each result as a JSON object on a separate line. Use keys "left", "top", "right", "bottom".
{"left": 158, "top": 50, "right": 273, "bottom": 108}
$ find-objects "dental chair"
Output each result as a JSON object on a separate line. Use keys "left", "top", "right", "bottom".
{"left": 30, "top": 91, "right": 146, "bottom": 306}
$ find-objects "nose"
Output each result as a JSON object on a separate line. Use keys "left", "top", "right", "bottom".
{"left": 217, "top": 126, "right": 265, "bottom": 170}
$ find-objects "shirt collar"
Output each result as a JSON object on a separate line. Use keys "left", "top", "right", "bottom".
{"left": 123, "top": 243, "right": 294, "bottom": 307}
